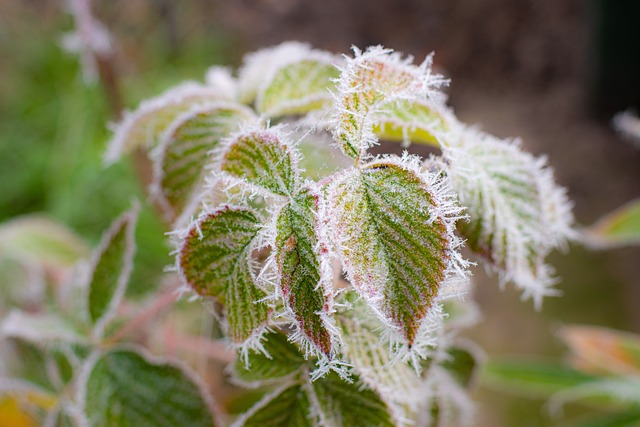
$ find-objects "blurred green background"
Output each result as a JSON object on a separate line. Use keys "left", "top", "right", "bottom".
{"left": 1, "top": 0, "right": 639, "bottom": 425}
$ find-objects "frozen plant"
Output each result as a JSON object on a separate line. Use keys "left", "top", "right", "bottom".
{"left": 0, "top": 42, "right": 575, "bottom": 426}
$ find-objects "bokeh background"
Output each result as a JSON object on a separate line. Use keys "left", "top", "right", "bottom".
{"left": 1, "top": 0, "right": 639, "bottom": 425}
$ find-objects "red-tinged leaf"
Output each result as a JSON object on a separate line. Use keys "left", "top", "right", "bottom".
{"left": 179, "top": 207, "right": 269, "bottom": 343}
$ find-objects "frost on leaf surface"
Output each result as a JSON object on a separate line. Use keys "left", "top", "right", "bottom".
{"left": 179, "top": 206, "right": 269, "bottom": 343}
{"left": 326, "top": 156, "right": 465, "bottom": 347}
{"left": 256, "top": 58, "right": 340, "bottom": 118}
{"left": 331, "top": 46, "right": 446, "bottom": 158}
{"left": 152, "top": 102, "right": 256, "bottom": 220}
{"left": 87, "top": 204, "right": 138, "bottom": 333}
{"left": 233, "top": 331, "right": 306, "bottom": 384}
{"left": 442, "top": 130, "right": 574, "bottom": 307}
{"left": 373, "top": 100, "right": 455, "bottom": 148}
{"left": 83, "top": 349, "right": 216, "bottom": 427}
{"left": 105, "top": 82, "right": 226, "bottom": 163}
{"left": 234, "top": 383, "right": 314, "bottom": 427}
{"left": 311, "top": 372, "right": 396, "bottom": 427}
{"left": 275, "top": 189, "right": 336, "bottom": 356}
{"left": 220, "top": 127, "right": 299, "bottom": 197}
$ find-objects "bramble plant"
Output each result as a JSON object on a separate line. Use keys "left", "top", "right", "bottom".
{"left": 0, "top": 42, "right": 576, "bottom": 426}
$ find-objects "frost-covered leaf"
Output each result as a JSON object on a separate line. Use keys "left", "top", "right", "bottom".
{"left": 339, "top": 313, "right": 422, "bottom": 415}
{"left": 1, "top": 310, "right": 83, "bottom": 345}
{"left": 0, "top": 215, "right": 88, "bottom": 267}
{"left": 220, "top": 127, "right": 299, "bottom": 196}
{"left": 233, "top": 331, "right": 306, "bottom": 385}
{"left": 87, "top": 204, "right": 138, "bottom": 334}
{"left": 311, "top": 372, "right": 396, "bottom": 427}
{"left": 179, "top": 206, "right": 269, "bottom": 343}
{"left": 233, "top": 383, "right": 314, "bottom": 427}
{"left": 331, "top": 46, "right": 446, "bottom": 158}
{"left": 152, "top": 102, "right": 256, "bottom": 220}
{"left": 238, "top": 41, "right": 333, "bottom": 105}
{"left": 559, "top": 325, "right": 640, "bottom": 376}
{"left": 82, "top": 349, "right": 216, "bottom": 427}
{"left": 373, "top": 100, "right": 454, "bottom": 148}
{"left": 583, "top": 199, "right": 640, "bottom": 248}
{"left": 326, "top": 157, "right": 464, "bottom": 347}
{"left": 105, "top": 82, "right": 227, "bottom": 163}
{"left": 442, "top": 130, "right": 575, "bottom": 307}
{"left": 257, "top": 59, "right": 340, "bottom": 117}
{"left": 275, "top": 190, "right": 335, "bottom": 355}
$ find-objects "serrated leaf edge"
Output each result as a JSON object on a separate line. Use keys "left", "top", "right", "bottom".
{"left": 149, "top": 101, "right": 257, "bottom": 222}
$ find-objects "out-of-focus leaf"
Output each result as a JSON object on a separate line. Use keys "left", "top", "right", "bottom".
{"left": 83, "top": 349, "right": 216, "bottom": 427}
{"left": 0, "top": 215, "right": 88, "bottom": 267}
{"left": 0, "top": 396, "right": 36, "bottom": 427}
{"left": 482, "top": 360, "right": 596, "bottom": 397}
{"left": 1, "top": 310, "right": 83, "bottom": 345}
{"left": 560, "top": 410, "right": 640, "bottom": 427}
{"left": 87, "top": 205, "right": 138, "bottom": 335}
{"left": 153, "top": 103, "right": 255, "bottom": 220}
{"left": 179, "top": 206, "right": 269, "bottom": 343}
{"left": 441, "top": 346, "right": 478, "bottom": 388}
{"left": 257, "top": 59, "right": 339, "bottom": 117}
{"left": 549, "top": 377, "right": 640, "bottom": 412}
{"left": 326, "top": 159, "right": 455, "bottom": 346}
{"left": 584, "top": 199, "right": 640, "bottom": 248}
{"left": 105, "top": 82, "right": 227, "bottom": 162}
{"left": 221, "top": 127, "right": 298, "bottom": 197}
{"left": 275, "top": 190, "right": 334, "bottom": 355}
{"left": 559, "top": 325, "right": 640, "bottom": 376}
{"left": 233, "top": 331, "right": 306, "bottom": 385}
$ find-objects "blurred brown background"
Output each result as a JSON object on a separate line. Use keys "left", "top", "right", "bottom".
{"left": 1, "top": 0, "right": 639, "bottom": 425}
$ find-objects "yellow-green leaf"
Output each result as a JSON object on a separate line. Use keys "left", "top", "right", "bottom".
{"left": 584, "top": 199, "right": 640, "bottom": 248}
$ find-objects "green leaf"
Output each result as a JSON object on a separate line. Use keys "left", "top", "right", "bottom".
{"left": 221, "top": 128, "right": 298, "bottom": 196}
{"left": 482, "top": 360, "right": 596, "bottom": 397}
{"left": 234, "top": 383, "right": 314, "bottom": 427}
{"left": 311, "top": 372, "right": 395, "bottom": 427}
{"left": 179, "top": 206, "right": 269, "bottom": 343}
{"left": 443, "top": 131, "right": 575, "bottom": 307}
{"left": 327, "top": 159, "right": 455, "bottom": 346}
{"left": 373, "top": 100, "right": 453, "bottom": 148}
{"left": 257, "top": 59, "right": 340, "bottom": 117}
{"left": 233, "top": 331, "right": 306, "bottom": 384}
{"left": 275, "top": 190, "right": 334, "bottom": 355}
{"left": 550, "top": 377, "right": 640, "bottom": 411}
{"left": 105, "top": 82, "right": 226, "bottom": 163}
{"left": 87, "top": 205, "right": 138, "bottom": 333}
{"left": 1, "top": 310, "right": 83, "bottom": 345}
{"left": 0, "top": 215, "right": 88, "bottom": 267}
{"left": 441, "top": 346, "right": 479, "bottom": 388}
{"left": 153, "top": 103, "right": 255, "bottom": 220}
{"left": 560, "top": 410, "right": 640, "bottom": 427}
{"left": 83, "top": 349, "right": 216, "bottom": 427}
{"left": 584, "top": 199, "right": 640, "bottom": 248}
